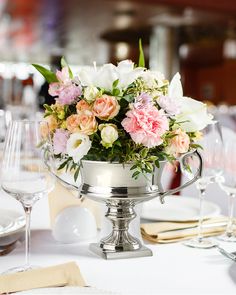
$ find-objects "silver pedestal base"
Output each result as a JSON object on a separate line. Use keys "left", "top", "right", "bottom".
{"left": 90, "top": 243, "right": 153, "bottom": 260}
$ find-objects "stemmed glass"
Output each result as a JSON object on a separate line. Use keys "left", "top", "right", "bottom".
{"left": 218, "top": 139, "right": 236, "bottom": 242}
{"left": 184, "top": 122, "right": 223, "bottom": 248}
{"left": 1, "top": 120, "right": 55, "bottom": 273}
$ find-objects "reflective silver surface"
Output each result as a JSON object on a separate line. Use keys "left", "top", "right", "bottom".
{"left": 78, "top": 150, "right": 202, "bottom": 259}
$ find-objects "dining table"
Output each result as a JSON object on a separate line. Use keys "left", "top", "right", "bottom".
{"left": 0, "top": 188, "right": 236, "bottom": 295}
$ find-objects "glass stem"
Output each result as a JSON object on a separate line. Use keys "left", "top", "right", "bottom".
{"left": 197, "top": 188, "right": 206, "bottom": 243}
{"left": 23, "top": 205, "right": 32, "bottom": 267}
{"left": 226, "top": 193, "right": 235, "bottom": 236}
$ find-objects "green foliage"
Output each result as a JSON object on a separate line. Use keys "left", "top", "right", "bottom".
{"left": 138, "top": 39, "right": 145, "bottom": 68}
{"left": 32, "top": 64, "right": 58, "bottom": 83}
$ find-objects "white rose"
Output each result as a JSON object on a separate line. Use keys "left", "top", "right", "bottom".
{"left": 168, "top": 73, "right": 214, "bottom": 132}
{"left": 99, "top": 124, "right": 118, "bottom": 148}
{"left": 66, "top": 133, "right": 91, "bottom": 163}
{"left": 84, "top": 86, "right": 99, "bottom": 102}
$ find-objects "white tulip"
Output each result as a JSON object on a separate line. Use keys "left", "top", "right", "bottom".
{"left": 66, "top": 133, "right": 91, "bottom": 163}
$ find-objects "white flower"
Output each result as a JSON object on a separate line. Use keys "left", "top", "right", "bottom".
{"left": 116, "top": 60, "right": 144, "bottom": 89}
{"left": 84, "top": 86, "right": 99, "bottom": 102}
{"left": 169, "top": 73, "right": 214, "bottom": 132}
{"left": 77, "top": 60, "right": 144, "bottom": 92}
{"left": 99, "top": 124, "right": 118, "bottom": 148}
{"left": 139, "top": 70, "right": 166, "bottom": 89}
{"left": 77, "top": 66, "right": 97, "bottom": 86}
{"left": 66, "top": 133, "right": 91, "bottom": 163}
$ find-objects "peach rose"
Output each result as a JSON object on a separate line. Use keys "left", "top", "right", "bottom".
{"left": 166, "top": 128, "right": 190, "bottom": 156}
{"left": 78, "top": 111, "right": 97, "bottom": 135}
{"left": 40, "top": 115, "right": 58, "bottom": 138}
{"left": 92, "top": 95, "right": 120, "bottom": 120}
{"left": 76, "top": 100, "right": 91, "bottom": 113}
{"left": 66, "top": 114, "right": 80, "bottom": 133}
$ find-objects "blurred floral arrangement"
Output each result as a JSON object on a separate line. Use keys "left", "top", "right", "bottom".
{"left": 33, "top": 43, "right": 213, "bottom": 180}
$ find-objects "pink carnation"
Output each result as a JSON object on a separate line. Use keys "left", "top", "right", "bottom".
{"left": 121, "top": 105, "right": 169, "bottom": 148}
{"left": 53, "top": 128, "right": 69, "bottom": 154}
{"left": 48, "top": 66, "right": 82, "bottom": 105}
{"left": 57, "top": 84, "right": 82, "bottom": 105}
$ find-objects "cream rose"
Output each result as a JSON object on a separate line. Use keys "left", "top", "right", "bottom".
{"left": 84, "top": 86, "right": 99, "bottom": 102}
{"left": 93, "top": 95, "right": 120, "bottom": 120}
{"left": 166, "top": 128, "right": 190, "bottom": 156}
{"left": 99, "top": 124, "right": 118, "bottom": 148}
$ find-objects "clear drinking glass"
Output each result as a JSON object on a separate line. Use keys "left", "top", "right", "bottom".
{"left": 184, "top": 122, "right": 223, "bottom": 248}
{"left": 218, "top": 139, "right": 236, "bottom": 242}
{"left": 1, "top": 120, "right": 55, "bottom": 273}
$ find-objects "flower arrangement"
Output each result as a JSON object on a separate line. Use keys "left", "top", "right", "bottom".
{"left": 33, "top": 50, "right": 213, "bottom": 181}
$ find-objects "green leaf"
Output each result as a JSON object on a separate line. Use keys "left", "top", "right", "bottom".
{"left": 58, "top": 159, "right": 70, "bottom": 170}
{"left": 112, "top": 88, "right": 120, "bottom": 96}
{"left": 138, "top": 38, "right": 145, "bottom": 68}
{"left": 112, "top": 79, "right": 119, "bottom": 88}
{"left": 132, "top": 170, "right": 140, "bottom": 179}
{"left": 123, "top": 94, "right": 134, "bottom": 103}
{"left": 32, "top": 64, "right": 58, "bottom": 83}
{"left": 141, "top": 148, "right": 148, "bottom": 158}
{"left": 130, "top": 164, "right": 137, "bottom": 170}
{"left": 43, "top": 104, "right": 52, "bottom": 112}
{"left": 61, "top": 56, "right": 73, "bottom": 78}
{"left": 74, "top": 166, "right": 80, "bottom": 182}
{"left": 155, "top": 160, "right": 160, "bottom": 168}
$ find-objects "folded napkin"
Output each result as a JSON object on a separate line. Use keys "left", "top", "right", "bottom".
{"left": 48, "top": 180, "right": 102, "bottom": 229}
{"left": 0, "top": 262, "right": 86, "bottom": 294}
{"left": 141, "top": 216, "right": 230, "bottom": 243}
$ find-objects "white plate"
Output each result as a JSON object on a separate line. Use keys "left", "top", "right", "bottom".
{"left": 141, "top": 195, "right": 221, "bottom": 222}
{"left": 0, "top": 209, "right": 25, "bottom": 246}
{"left": 17, "top": 286, "right": 120, "bottom": 294}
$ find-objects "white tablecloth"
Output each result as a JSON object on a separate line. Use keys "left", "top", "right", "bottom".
{"left": 0, "top": 190, "right": 236, "bottom": 295}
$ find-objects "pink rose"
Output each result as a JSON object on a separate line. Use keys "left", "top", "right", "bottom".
{"left": 166, "top": 128, "right": 190, "bottom": 156}
{"left": 122, "top": 105, "right": 169, "bottom": 148}
{"left": 76, "top": 100, "right": 91, "bottom": 113}
{"left": 66, "top": 114, "right": 80, "bottom": 133}
{"left": 93, "top": 95, "right": 120, "bottom": 120}
{"left": 78, "top": 111, "right": 98, "bottom": 135}
{"left": 66, "top": 112, "right": 97, "bottom": 135}
{"left": 53, "top": 129, "right": 69, "bottom": 154}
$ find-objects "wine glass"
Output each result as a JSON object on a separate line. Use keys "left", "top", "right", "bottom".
{"left": 1, "top": 120, "right": 55, "bottom": 274}
{"left": 183, "top": 122, "right": 223, "bottom": 248}
{"left": 218, "top": 139, "right": 236, "bottom": 242}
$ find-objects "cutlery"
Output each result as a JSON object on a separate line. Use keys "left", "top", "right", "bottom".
{"left": 217, "top": 246, "right": 236, "bottom": 261}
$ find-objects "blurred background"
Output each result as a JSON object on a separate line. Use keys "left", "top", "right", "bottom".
{"left": 0, "top": 0, "right": 235, "bottom": 117}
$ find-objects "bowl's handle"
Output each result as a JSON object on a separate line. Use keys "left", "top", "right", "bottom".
{"left": 159, "top": 150, "right": 203, "bottom": 203}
